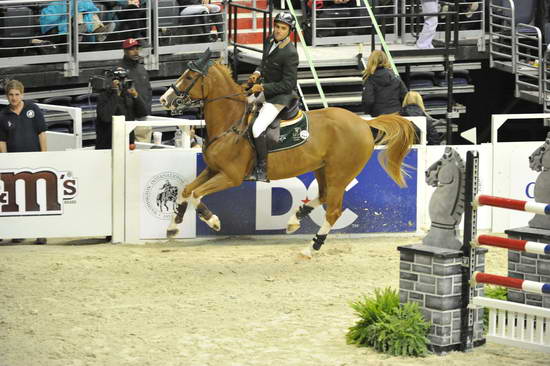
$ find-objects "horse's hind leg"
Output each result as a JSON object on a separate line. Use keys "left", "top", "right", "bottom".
{"left": 167, "top": 168, "right": 213, "bottom": 238}
{"left": 301, "top": 183, "right": 345, "bottom": 259}
{"left": 286, "top": 168, "right": 327, "bottom": 234}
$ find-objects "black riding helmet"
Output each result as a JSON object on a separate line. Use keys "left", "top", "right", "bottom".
{"left": 274, "top": 12, "right": 295, "bottom": 31}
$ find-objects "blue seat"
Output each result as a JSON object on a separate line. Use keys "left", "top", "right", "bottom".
{"left": 73, "top": 94, "right": 98, "bottom": 110}
{"left": 409, "top": 72, "right": 435, "bottom": 89}
{"left": 435, "top": 70, "right": 471, "bottom": 87}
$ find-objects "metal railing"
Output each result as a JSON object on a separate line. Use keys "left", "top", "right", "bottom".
{"left": 515, "top": 23, "right": 543, "bottom": 105}
{"left": 308, "top": 0, "right": 398, "bottom": 46}
{"left": 489, "top": 0, "right": 515, "bottom": 73}
{"left": 544, "top": 49, "right": 550, "bottom": 121}
{"left": 1, "top": 0, "right": 227, "bottom": 75}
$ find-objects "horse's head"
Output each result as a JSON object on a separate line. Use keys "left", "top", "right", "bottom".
{"left": 160, "top": 48, "right": 214, "bottom": 111}
{"left": 529, "top": 132, "right": 550, "bottom": 172}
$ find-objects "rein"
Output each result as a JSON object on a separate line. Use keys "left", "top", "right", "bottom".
{"left": 172, "top": 68, "right": 254, "bottom": 153}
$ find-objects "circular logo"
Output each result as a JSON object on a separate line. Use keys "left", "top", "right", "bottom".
{"left": 299, "top": 130, "right": 309, "bottom": 140}
{"left": 26, "top": 109, "right": 35, "bottom": 119}
{"left": 143, "top": 171, "right": 187, "bottom": 220}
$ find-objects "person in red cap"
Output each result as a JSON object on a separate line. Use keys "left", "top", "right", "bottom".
{"left": 119, "top": 38, "right": 152, "bottom": 142}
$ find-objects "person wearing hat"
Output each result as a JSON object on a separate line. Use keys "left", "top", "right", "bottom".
{"left": 119, "top": 38, "right": 152, "bottom": 142}
{"left": 246, "top": 12, "right": 299, "bottom": 182}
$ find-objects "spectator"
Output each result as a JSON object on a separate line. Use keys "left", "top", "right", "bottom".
{"left": 110, "top": 0, "right": 147, "bottom": 41}
{"left": 400, "top": 91, "right": 443, "bottom": 145}
{"left": 416, "top": 0, "right": 438, "bottom": 49}
{"left": 40, "top": 0, "right": 109, "bottom": 42}
{"left": 0, "top": 80, "right": 47, "bottom": 245}
{"left": 361, "top": 50, "right": 407, "bottom": 117}
{"left": 95, "top": 66, "right": 148, "bottom": 149}
{"left": 119, "top": 38, "right": 152, "bottom": 142}
{"left": 177, "top": 0, "right": 224, "bottom": 43}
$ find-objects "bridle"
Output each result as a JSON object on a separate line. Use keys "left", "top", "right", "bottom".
{"left": 169, "top": 65, "right": 253, "bottom": 153}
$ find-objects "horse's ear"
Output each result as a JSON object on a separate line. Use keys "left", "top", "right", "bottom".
{"left": 188, "top": 48, "right": 213, "bottom": 75}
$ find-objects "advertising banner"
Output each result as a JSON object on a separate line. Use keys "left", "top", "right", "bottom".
{"left": 0, "top": 150, "right": 111, "bottom": 238}
{"left": 197, "top": 149, "right": 419, "bottom": 235}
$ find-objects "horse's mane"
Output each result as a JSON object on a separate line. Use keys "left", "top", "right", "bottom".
{"left": 212, "top": 61, "right": 240, "bottom": 88}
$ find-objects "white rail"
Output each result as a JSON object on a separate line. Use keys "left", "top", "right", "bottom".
{"left": 472, "top": 297, "right": 550, "bottom": 353}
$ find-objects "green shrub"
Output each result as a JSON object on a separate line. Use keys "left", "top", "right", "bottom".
{"left": 346, "top": 287, "right": 430, "bottom": 357}
{"left": 482, "top": 285, "right": 508, "bottom": 332}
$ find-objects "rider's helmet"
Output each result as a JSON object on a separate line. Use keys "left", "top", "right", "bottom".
{"left": 274, "top": 12, "right": 295, "bottom": 31}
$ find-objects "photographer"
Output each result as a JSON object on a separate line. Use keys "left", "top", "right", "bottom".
{"left": 95, "top": 67, "right": 147, "bottom": 149}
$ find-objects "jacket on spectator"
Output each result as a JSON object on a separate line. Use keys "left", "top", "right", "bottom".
{"left": 120, "top": 56, "right": 152, "bottom": 115}
{"left": 40, "top": 0, "right": 100, "bottom": 34}
{"left": 95, "top": 89, "right": 147, "bottom": 149}
{"left": 400, "top": 103, "right": 442, "bottom": 145}
{"left": 362, "top": 67, "right": 408, "bottom": 117}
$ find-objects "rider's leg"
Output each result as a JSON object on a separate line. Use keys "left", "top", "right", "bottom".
{"left": 252, "top": 102, "right": 284, "bottom": 182}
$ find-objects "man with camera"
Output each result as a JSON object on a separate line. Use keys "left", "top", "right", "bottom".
{"left": 119, "top": 38, "right": 152, "bottom": 142}
{"left": 95, "top": 66, "right": 147, "bottom": 149}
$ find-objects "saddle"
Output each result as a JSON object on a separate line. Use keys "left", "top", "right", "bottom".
{"left": 248, "top": 98, "right": 309, "bottom": 152}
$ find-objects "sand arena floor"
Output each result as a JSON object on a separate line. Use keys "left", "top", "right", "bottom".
{"left": 0, "top": 235, "right": 546, "bottom": 366}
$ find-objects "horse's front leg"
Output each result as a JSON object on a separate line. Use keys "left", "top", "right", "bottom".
{"left": 187, "top": 171, "right": 243, "bottom": 232}
{"left": 167, "top": 168, "right": 213, "bottom": 238}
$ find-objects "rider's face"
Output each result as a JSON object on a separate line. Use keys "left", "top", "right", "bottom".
{"left": 273, "top": 22, "right": 290, "bottom": 42}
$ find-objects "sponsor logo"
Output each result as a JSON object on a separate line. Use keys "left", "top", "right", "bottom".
{"left": 26, "top": 109, "right": 35, "bottom": 119}
{"left": 255, "top": 177, "right": 358, "bottom": 230}
{"left": 143, "top": 171, "right": 186, "bottom": 220}
{"left": 0, "top": 168, "right": 78, "bottom": 216}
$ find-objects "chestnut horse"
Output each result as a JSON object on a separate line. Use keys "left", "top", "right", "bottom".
{"left": 160, "top": 53, "right": 416, "bottom": 258}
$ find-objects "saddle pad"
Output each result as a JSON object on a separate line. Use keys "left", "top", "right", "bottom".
{"left": 269, "top": 111, "right": 310, "bottom": 153}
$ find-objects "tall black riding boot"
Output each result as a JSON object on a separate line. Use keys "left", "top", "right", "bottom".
{"left": 254, "top": 133, "right": 269, "bottom": 182}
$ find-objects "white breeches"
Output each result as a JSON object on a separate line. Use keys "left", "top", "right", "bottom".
{"left": 248, "top": 92, "right": 285, "bottom": 138}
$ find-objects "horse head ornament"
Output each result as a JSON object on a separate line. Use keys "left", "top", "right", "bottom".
{"left": 160, "top": 48, "right": 213, "bottom": 111}
{"left": 529, "top": 132, "right": 550, "bottom": 172}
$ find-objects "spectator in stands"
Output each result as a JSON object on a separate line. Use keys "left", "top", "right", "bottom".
{"left": 95, "top": 67, "right": 148, "bottom": 149}
{"left": 0, "top": 80, "right": 47, "bottom": 245}
{"left": 416, "top": 0, "right": 438, "bottom": 49}
{"left": 39, "top": 0, "right": 110, "bottom": 42}
{"left": 361, "top": 50, "right": 407, "bottom": 117}
{"left": 177, "top": 0, "right": 224, "bottom": 43}
{"left": 107, "top": 0, "right": 147, "bottom": 41}
{"left": 119, "top": 38, "right": 153, "bottom": 142}
{"left": 400, "top": 91, "right": 443, "bottom": 145}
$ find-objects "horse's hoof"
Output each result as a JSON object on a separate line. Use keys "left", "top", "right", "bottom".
{"left": 299, "top": 246, "right": 313, "bottom": 259}
{"left": 166, "top": 229, "right": 179, "bottom": 238}
{"left": 210, "top": 215, "right": 221, "bottom": 231}
{"left": 286, "top": 224, "right": 300, "bottom": 234}
{"left": 201, "top": 215, "right": 221, "bottom": 231}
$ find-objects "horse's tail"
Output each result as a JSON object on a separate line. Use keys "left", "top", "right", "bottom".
{"left": 366, "top": 114, "right": 416, "bottom": 188}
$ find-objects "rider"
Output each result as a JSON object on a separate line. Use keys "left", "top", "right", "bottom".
{"left": 247, "top": 12, "right": 299, "bottom": 182}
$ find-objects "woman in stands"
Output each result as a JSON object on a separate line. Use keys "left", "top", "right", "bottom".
{"left": 361, "top": 50, "right": 408, "bottom": 117}
{"left": 400, "top": 91, "right": 443, "bottom": 145}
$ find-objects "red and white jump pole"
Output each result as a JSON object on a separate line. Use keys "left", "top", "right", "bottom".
{"left": 472, "top": 272, "right": 550, "bottom": 295}
{"left": 473, "top": 235, "right": 550, "bottom": 255}
{"left": 473, "top": 194, "right": 550, "bottom": 215}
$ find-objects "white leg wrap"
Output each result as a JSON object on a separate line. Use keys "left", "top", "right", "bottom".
{"left": 188, "top": 193, "right": 202, "bottom": 208}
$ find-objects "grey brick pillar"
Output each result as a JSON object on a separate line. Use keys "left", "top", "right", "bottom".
{"left": 505, "top": 227, "right": 550, "bottom": 308}
{"left": 398, "top": 244, "right": 486, "bottom": 354}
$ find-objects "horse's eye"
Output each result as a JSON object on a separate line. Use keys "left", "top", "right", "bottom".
{"left": 186, "top": 76, "right": 193, "bottom": 80}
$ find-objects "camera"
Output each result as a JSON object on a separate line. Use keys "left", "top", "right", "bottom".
{"left": 89, "top": 67, "right": 134, "bottom": 93}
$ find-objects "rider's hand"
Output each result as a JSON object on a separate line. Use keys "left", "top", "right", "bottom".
{"left": 249, "top": 84, "right": 264, "bottom": 95}
{"left": 248, "top": 73, "right": 260, "bottom": 84}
